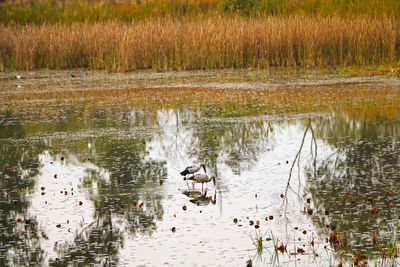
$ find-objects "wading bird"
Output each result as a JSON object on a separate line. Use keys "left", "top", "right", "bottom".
{"left": 180, "top": 164, "right": 206, "bottom": 177}
{"left": 188, "top": 174, "right": 216, "bottom": 192}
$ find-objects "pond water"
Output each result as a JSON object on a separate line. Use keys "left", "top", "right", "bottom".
{"left": 1, "top": 70, "right": 400, "bottom": 266}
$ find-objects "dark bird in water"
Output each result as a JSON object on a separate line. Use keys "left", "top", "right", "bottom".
{"left": 189, "top": 189, "right": 216, "bottom": 206}
{"left": 188, "top": 173, "right": 215, "bottom": 191}
{"left": 180, "top": 164, "right": 206, "bottom": 177}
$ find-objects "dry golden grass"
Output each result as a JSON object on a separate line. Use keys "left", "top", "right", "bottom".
{"left": 1, "top": 15, "right": 400, "bottom": 71}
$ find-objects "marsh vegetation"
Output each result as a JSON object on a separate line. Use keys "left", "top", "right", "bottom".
{"left": 1, "top": 0, "right": 400, "bottom": 71}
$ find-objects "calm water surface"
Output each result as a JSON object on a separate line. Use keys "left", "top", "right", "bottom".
{"left": 1, "top": 70, "right": 400, "bottom": 266}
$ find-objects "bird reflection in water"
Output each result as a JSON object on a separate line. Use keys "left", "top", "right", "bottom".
{"left": 182, "top": 189, "right": 216, "bottom": 206}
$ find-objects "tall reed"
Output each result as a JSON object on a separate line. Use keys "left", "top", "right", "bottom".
{"left": 0, "top": 16, "right": 399, "bottom": 71}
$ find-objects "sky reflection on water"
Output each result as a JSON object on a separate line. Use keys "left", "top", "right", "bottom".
{"left": 1, "top": 70, "right": 400, "bottom": 266}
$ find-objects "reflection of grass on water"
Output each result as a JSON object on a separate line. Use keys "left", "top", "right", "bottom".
{"left": 3, "top": 84, "right": 400, "bottom": 121}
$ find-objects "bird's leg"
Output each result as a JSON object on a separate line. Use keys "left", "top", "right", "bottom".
{"left": 201, "top": 183, "right": 204, "bottom": 192}
{"left": 186, "top": 181, "right": 191, "bottom": 190}
{"left": 192, "top": 182, "right": 195, "bottom": 191}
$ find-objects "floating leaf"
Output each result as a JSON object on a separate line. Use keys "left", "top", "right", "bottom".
{"left": 54, "top": 174, "right": 57, "bottom": 179}
{"left": 182, "top": 205, "right": 187, "bottom": 211}
{"left": 171, "top": 227, "right": 176, "bottom": 233}
{"left": 297, "top": 248, "right": 305, "bottom": 254}
{"left": 280, "top": 194, "right": 284, "bottom": 198}
{"left": 79, "top": 201, "right": 83, "bottom": 206}
{"left": 233, "top": 218, "right": 238, "bottom": 223}
{"left": 302, "top": 230, "right": 307, "bottom": 234}
{"left": 56, "top": 224, "right": 61, "bottom": 228}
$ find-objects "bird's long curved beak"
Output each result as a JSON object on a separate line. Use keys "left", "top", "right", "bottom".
{"left": 203, "top": 165, "right": 207, "bottom": 173}
{"left": 212, "top": 177, "right": 216, "bottom": 186}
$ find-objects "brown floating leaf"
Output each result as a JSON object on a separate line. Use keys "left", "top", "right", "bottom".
{"left": 159, "top": 180, "right": 163, "bottom": 185}
{"left": 233, "top": 218, "right": 238, "bottom": 223}
{"left": 41, "top": 187, "right": 45, "bottom": 191}
{"left": 61, "top": 157, "right": 64, "bottom": 161}
{"left": 370, "top": 208, "right": 379, "bottom": 215}
{"left": 182, "top": 205, "right": 187, "bottom": 211}
{"left": 256, "top": 220, "right": 260, "bottom": 225}
{"left": 307, "top": 198, "right": 311, "bottom": 203}
{"left": 269, "top": 216, "right": 273, "bottom": 220}
{"left": 25, "top": 219, "right": 30, "bottom": 224}
{"left": 41, "top": 192, "right": 45, "bottom": 195}
{"left": 249, "top": 221, "right": 254, "bottom": 226}
{"left": 17, "top": 218, "right": 21, "bottom": 223}
{"left": 297, "top": 248, "right": 306, "bottom": 254}
{"left": 21, "top": 231, "right": 25, "bottom": 235}
{"left": 286, "top": 160, "right": 289, "bottom": 164}
{"left": 171, "top": 227, "right": 176, "bottom": 233}
{"left": 307, "top": 209, "right": 313, "bottom": 215}
{"left": 54, "top": 174, "right": 57, "bottom": 179}
{"left": 79, "top": 201, "right": 83, "bottom": 206}
{"left": 173, "top": 214, "right": 176, "bottom": 218}
{"left": 277, "top": 242, "right": 287, "bottom": 254}
{"left": 56, "top": 224, "right": 61, "bottom": 228}
{"left": 302, "top": 230, "right": 307, "bottom": 235}
{"left": 255, "top": 194, "right": 257, "bottom": 198}
{"left": 254, "top": 225, "right": 260, "bottom": 229}
{"left": 17, "top": 189, "right": 21, "bottom": 193}
{"left": 280, "top": 194, "right": 284, "bottom": 198}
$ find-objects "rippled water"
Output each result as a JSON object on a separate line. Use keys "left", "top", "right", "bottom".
{"left": 1, "top": 70, "right": 400, "bottom": 266}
